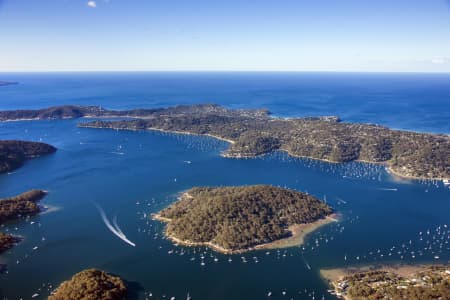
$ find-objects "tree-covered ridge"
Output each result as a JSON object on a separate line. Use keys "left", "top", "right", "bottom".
{"left": 333, "top": 266, "right": 450, "bottom": 300}
{"left": 0, "top": 232, "right": 20, "bottom": 253}
{"left": 0, "top": 190, "right": 47, "bottom": 253}
{"left": 157, "top": 185, "right": 333, "bottom": 251}
{"left": 0, "top": 103, "right": 267, "bottom": 121}
{"left": 0, "top": 140, "right": 57, "bottom": 173}
{"left": 0, "top": 190, "right": 48, "bottom": 224}
{"left": 49, "top": 269, "right": 127, "bottom": 300}
{"left": 76, "top": 104, "right": 450, "bottom": 180}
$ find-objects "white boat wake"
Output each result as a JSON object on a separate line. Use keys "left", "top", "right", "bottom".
{"left": 95, "top": 203, "right": 136, "bottom": 247}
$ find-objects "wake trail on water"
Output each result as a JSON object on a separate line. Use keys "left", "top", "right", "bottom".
{"left": 94, "top": 203, "right": 136, "bottom": 247}
{"left": 301, "top": 253, "right": 311, "bottom": 270}
{"left": 113, "top": 215, "right": 126, "bottom": 237}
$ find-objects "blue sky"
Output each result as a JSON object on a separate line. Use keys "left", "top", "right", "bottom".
{"left": 0, "top": 0, "right": 449, "bottom": 72}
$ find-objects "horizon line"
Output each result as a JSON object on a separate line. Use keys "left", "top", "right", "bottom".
{"left": 1, "top": 70, "right": 450, "bottom": 74}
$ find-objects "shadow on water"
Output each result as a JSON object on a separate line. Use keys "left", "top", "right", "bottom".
{"left": 124, "top": 279, "right": 145, "bottom": 300}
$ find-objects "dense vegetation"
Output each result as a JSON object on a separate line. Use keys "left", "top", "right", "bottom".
{"left": 157, "top": 185, "right": 333, "bottom": 251}
{"left": 337, "top": 266, "right": 450, "bottom": 300}
{"left": 0, "top": 105, "right": 106, "bottom": 120}
{"left": 0, "top": 190, "right": 47, "bottom": 252}
{"left": 0, "top": 190, "right": 47, "bottom": 224}
{"left": 0, "top": 103, "right": 265, "bottom": 121}
{"left": 49, "top": 269, "right": 127, "bottom": 300}
{"left": 0, "top": 232, "right": 20, "bottom": 253}
{"left": 75, "top": 104, "right": 449, "bottom": 180}
{"left": 0, "top": 140, "right": 57, "bottom": 173}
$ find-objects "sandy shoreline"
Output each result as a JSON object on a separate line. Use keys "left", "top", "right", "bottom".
{"left": 386, "top": 166, "right": 449, "bottom": 181}
{"left": 153, "top": 210, "right": 338, "bottom": 254}
{"left": 255, "top": 214, "right": 338, "bottom": 250}
{"left": 147, "top": 128, "right": 236, "bottom": 144}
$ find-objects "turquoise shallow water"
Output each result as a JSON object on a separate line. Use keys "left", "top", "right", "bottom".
{"left": 0, "top": 73, "right": 449, "bottom": 299}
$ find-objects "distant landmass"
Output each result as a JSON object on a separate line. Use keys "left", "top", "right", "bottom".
{"left": 0, "top": 103, "right": 254, "bottom": 121}
{"left": 0, "top": 140, "right": 57, "bottom": 173}
{"left": 321, "top": 264, "right": 450, "bottom": 299}
{"left": 0, "top": 104, "right": 448, "bottom": 179}
{"left": 0, "top": 81, "right": 18, "bottom": 87}
{"left": 153, "top": 185, "right": 333, "bottom": 253}
{"left": 49, "top": 269, "right": 127, "bottom": 300}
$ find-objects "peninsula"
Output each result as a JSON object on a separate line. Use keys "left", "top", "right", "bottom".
{"left": 0, "top": 190, "right": 48, "bottom": 224}
{"left": 0, "top": 104, "right": 448, "bottom": 179}
{"left": 0, "top": 190, "right": 48, "bottom": 253}
{"left": 78, "top": 104, "right": 449, "bottom": 180}
{"left": 153, "top": 185, "right": 334, "bottom": 253}
{"left": 0, "top": 103, "right": 253, "bottom": 121}
{"left": 49, "top": 269, "right": 127, "bottom": 300}
{"left": 321, "top": 264, "right": 450, "bottom": 299}
{"left": 0, "top": 140, "right": 57, "bottom": 173}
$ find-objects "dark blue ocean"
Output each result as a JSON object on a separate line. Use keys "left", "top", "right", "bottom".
{"left": 0, "top": 72, "right": 449, "bottom": 299}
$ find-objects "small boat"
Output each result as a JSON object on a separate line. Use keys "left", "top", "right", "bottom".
{"left": 32, "top": 246, "right": 39, "bottom": 250}
{"left": 32, "top": 293, "right": 40, "bottom": 298}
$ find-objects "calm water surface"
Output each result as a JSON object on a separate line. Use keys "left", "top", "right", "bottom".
{"left": 0, "top": 73, "right": 449, "bottom": 299}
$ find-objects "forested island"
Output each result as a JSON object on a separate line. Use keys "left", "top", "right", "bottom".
{"left": 321, "top": 265, "right": 450, "bottom": 300}
{"left": 0, "top": 190, "right": 48, "bottom": 253}
{"left": 1, "top": 104, "right": 449, "bottom": 179}
{"left": 153, "top": 185, "right": 334, "bottom": 253}
{"left": 49, "top": 269, "right": 127, "bottom": 300}
{"left": 0, "top": 140, "right": 57, "bottom": 173}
